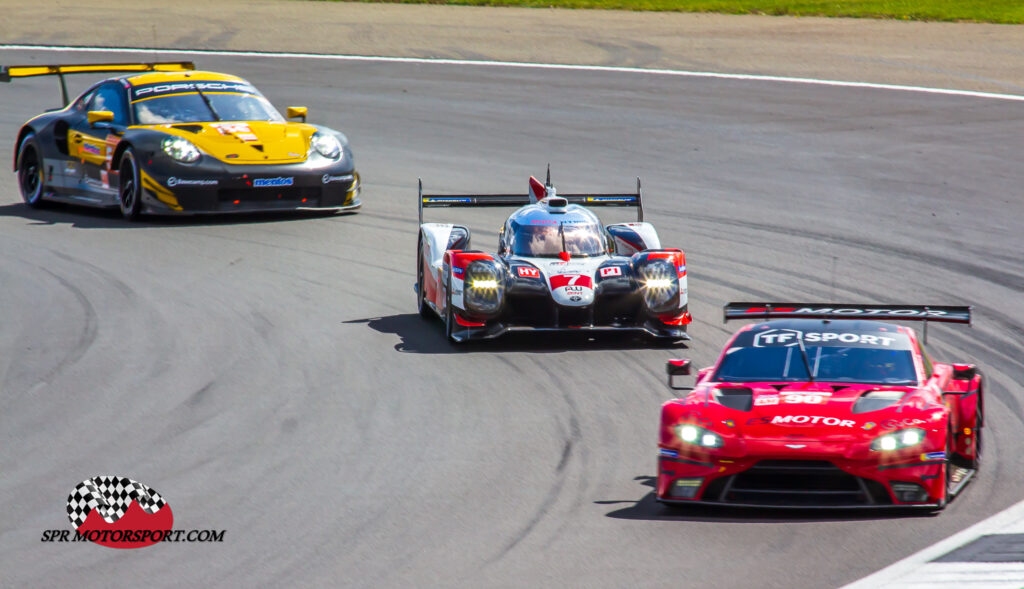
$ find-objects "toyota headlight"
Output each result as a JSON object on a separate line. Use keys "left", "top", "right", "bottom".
{"left": 161, "top": 136, "right": 201, "bottom": 163}
{"left": 675, "top": 424, "right": 723, "bottom": 448}
{"left": 870, "top": 428, "right": 926, "bottom": 451}
{"left": 311, "top": 132, "right": 342, "bottom": 159}
{"left": 463, "top": 259, "right": 505, "bottom": 315}
{"left": 638, "top": 259, "right": 679, "bottom": 314}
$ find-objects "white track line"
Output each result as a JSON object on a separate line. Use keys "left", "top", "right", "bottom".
{"left": 3, "top": 44, "right": 1024, "bottom": 103}
{"left": 842, "top": 498, "right": 1024, "bottom": 588}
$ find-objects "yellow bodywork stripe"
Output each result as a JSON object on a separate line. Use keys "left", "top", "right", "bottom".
{"left": 139, "top": 169, "right": 182, "bottom": 211}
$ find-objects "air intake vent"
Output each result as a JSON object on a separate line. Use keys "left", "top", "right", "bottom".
{"left": 713, "top": 387, "right": 753, "bottom": 411}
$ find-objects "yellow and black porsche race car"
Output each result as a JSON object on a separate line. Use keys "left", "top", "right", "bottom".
{"left": 3, "top": 61, "right": 360, "bottom": 219}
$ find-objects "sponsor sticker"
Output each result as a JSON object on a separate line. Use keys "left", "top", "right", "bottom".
{"left": 253, "top": 177, "right": 294, "bottom": 188}
{"left": 424, "top": 197, "right": 472, "bottom": 204}
{"left": 322, "top": 174, "right": 353, "bottom": 184}
{"left": 882, "top": 418, "right": 927, "bottom": 429}
{"left": 517, "top": 267, "right": 540, "bottom": 278}
{"left": 167, "top": 177, "right": 217, "bottom": 187}
{"left": 81, "top": 143, "right": 101, "bottom": 156}
{"left": 453, "top": 266, "right": 464, "bottom": 275}
{"left": 923, "top": 451, "right": 946, "bottom": 460}
{"left": 659, "top": 448, "right": 680, "bottom": 458}
{"left": 599, "top": 267, "right": 622, "bottom": 278}
{"left": 132, "top": 81, "right": 257, "bottom": 100}
{"left": 863, "top": 422, "right": 878, "bottom": 430}
{"left": 752, "top": 328, "right": 897, "bottom": 348}
{"left": 211, "top": 122, "right": 259, "bottom": 142}
{"left": 746, "top": 415, "right": 856, "bottom": 427}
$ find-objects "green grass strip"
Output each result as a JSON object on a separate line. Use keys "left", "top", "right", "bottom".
{"left": 331, "top": 0, "right": 1024, "bottom": 24}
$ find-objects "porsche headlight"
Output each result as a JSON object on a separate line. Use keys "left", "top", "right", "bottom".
{"left": 638, "top": 259, "right": 679, "bottom": 314}
{"left": 870, "top": 428, "right": 926, "bottom": 451}
{"left": 463, "top": 259, "right": 505, "bottom": 315}
{"left": 311, "top": 132, "right": 342, "bottom": 159}
{"left": 675, "top": 424, "right": 723, "bottom": 448}
{"left": 161, "top": 136, "right": 201, "bottom": 163}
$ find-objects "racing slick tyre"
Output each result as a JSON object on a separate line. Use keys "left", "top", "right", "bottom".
{"left": 443, "top": 270, "right": 459, "bottom": 344}
{"left": 118, "top": 148, "right": 143, "bottom": 221}
{"left": 417, "top": 240, "right": 431, "bottom": 319}
{"left": 17, "top": 133, "right": 46, "bottom": 208}
{"left": 935, "top": 427, "right": 955, "bottom": 510}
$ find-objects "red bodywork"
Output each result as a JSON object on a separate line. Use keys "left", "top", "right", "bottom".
{"left": 658, "top": 322, "right": 983, "bottom": 509}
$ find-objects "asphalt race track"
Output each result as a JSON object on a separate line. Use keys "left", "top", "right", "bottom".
{"left": 1, "top": 48, "right": 1023, "bottom": 588}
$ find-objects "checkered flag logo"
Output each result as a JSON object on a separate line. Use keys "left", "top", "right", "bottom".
{"left": 67, "top": 476, "right": 167, "bottom": 529}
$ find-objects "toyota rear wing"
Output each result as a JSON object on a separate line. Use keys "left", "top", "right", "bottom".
{"left": 0, "top": 61, "right": 195, "bottom": 106}
{"left": 418, "top": 174, "right": 644, "bottom": 224}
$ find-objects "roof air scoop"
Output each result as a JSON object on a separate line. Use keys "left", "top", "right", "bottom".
{"left": 545, "top": 196, "right": 568, "bottom": 211}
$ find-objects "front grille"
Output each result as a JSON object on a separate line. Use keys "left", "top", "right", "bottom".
{"left": 703, "top": 460, "right": 892, "bottom": 506}
{"left": 217, "top": 186, "right": 321, "bottom": 204}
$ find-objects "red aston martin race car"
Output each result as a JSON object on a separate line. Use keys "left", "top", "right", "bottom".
{"left": 658, "top": 303, "right": 982, "bottom": 510}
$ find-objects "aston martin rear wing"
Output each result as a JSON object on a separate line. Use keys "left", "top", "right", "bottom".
{"left": 723, "top": 303, "right": 972, "bottom": 325}
{"left": 0, "top": 61, "right": 195, "bottom": 106}
{"left": 724, "top": 302, "right": 971, "bottom": 342}
{"left": 418, "top": 177, "right": 644, "bottom": 224}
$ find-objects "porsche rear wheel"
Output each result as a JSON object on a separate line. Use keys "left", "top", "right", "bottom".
{"left": 17, "top": 133, "right": 46, "bottom": 207}
{"left": 118, "top": 148, "right": 143, "bottom": 221}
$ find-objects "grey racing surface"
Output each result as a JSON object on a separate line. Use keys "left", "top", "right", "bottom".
{"left": 1, "top": 49, "right": 1022, "bottom": 588}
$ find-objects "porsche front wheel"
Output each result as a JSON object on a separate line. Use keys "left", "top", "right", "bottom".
{"left": 118, "top": 148, "right": 143, "bottom": 220}
{"left": 17, "top": 133, "right": 46, "bottom": 207}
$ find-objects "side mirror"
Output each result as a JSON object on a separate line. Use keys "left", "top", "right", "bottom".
{"left": 286, "top": 106, "right": 308, "bottom": 122}
{"left": 87, "top": 110, "right": 114, "bottom": 127}
{"left": 666, "top": 359, "right": 693, "bottom": 391}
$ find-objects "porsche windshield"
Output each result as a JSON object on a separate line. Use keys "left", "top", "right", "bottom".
{"left": 512, "top": 222, "right": 605, "bottom": 257}
{"left": 713, "top": 328, "right": 918, "bottom": 385}
{"left": 133, "top": 92, "right": 284, "bottom": 124}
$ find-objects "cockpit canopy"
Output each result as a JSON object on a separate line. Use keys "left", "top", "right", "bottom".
{"left": 506, "top": 204, "right": 606, "bottom": 258}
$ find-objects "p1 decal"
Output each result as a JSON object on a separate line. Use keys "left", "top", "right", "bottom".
{"left": 67, "top": 476, "right": 173, "bottom": 549}
{"left": 600, "top": 267, "right": 622, "bottom": 278}
{"left": 517, "top": 267, "right": 540, "bottom": 278}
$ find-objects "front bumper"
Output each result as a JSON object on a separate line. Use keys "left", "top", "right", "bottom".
{"left": 139, "top": 156, "right": 360, "bottom": 214}
{"left": 656, "top": 447, "right": 955, "bottom": 509}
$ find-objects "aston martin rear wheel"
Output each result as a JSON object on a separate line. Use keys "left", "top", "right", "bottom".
{"left": 17, "top": 133, "right": 46, "bottom": 207}
{"left": 118, "top": 148, "right": 143, "bottom": 221}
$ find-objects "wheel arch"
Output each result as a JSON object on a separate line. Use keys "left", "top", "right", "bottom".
{"left": 13, "top": 125, "right": 36, "bottom": 171}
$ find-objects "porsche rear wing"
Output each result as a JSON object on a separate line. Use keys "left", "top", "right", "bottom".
{"left": 418, "top": 177, "right": 644, "bottom": 224}
{"left": 0, "top": 61, "right": 195, "bottom": 106}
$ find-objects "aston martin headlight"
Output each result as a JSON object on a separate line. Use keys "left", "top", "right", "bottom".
{"left": 161, "top": 136, "right": 201, "bottom": 163}
{"left": 463, "top": 259, "right": 505, "bottom": 315}
{"left": 870, "top": 428, "right": 926, "bottom": 451}
{"left": 311, "top": 132, "right": 342, "bottom": 159}
{"left": 675, "top": 424, "right": 723, "bottom": 448}
{"left": 638, "top": 259, "right": 679, "bottom": 314}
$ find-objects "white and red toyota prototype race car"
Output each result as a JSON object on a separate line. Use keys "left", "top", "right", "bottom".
{"left": 415, "top": 171, "right": 692, "bottom": 343}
